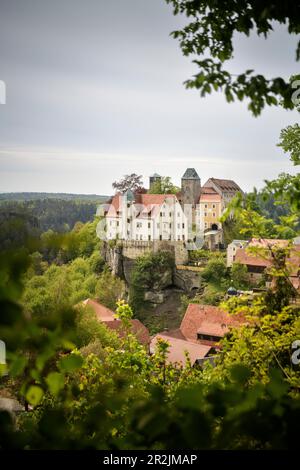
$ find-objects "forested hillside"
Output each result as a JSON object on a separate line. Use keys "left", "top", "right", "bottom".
{"left": 0, "top": 192, "right": 108, "bottom": 202}
{"left": 0, "top": 197, "right": 108, "bottom": 247}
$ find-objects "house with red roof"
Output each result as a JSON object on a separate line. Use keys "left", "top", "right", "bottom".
{"left": 150, "top": 303, "right": 246, "bottom": 367}
{"left": 233, "top": 238, "right": 300, "bottom": 288}
{"left": 80, "top": 299, "right": 150, "bottom": 348}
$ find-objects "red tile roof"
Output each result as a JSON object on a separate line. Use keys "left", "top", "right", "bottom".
{"left": 180, "top": 304, "right": 245, "bottom": 342}
{"left": 235, "top": 239, "right": 300, "bottom": 274}
{"left": 81, "top": 299, "right": 150, "bottom": 346}
{"left": 199, "top": 193, "right": 221, "bottom": 202}
{"left": 106, "top": 193, "right": 178, "bottom": 218}
{"left": 150, "top": 334, "right": 212, "bottom": 366}
{"left": 105, "top": 319, "right": 150, "bottom": 346}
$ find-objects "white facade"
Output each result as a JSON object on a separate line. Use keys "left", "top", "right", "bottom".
{"left": 226, "top": 240, "right": 249, "bottom": 267}
{"left": 105, "top": 193, "right": 188, "bottom": 242}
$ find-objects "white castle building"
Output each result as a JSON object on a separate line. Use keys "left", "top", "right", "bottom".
{"left": 103, "top": 169, "right": 242, "bottom": 246}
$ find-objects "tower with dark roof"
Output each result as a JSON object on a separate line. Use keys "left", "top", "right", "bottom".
{"left": 181, "top": 168, "right": 201, "bottom": 206}
{"left": 149, "top": 173, "right": 161, "bottom": 191}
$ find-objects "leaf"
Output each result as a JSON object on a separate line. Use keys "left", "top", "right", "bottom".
{"left": 58, "top": 354, "right": 83, "bottom": 373}
{"left": 9, "top": 356, "right": 28, "bottom": 377}
{"left": 230, "top": 364, "right": 251, "bottom": 385}
{"left": 46, "top": 372, "right": 65, "bottom": 395}
{"left": 26, "top": 385, "right": 44, "bottom": 406}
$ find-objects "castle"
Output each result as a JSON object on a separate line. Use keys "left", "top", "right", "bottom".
{"left": 104, "top": 169, "right": 242, "bottom": 249}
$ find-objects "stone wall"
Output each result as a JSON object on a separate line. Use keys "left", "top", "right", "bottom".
{"left": 173, "top": 268, "right": 201, "bottom": 292}
{"left": 102, "top": 240, "right": 195, "bottom": 292}
{"left": 121, "top": 240, "right": 188, "bottom": 265}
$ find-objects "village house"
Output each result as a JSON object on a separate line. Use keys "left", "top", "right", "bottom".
{"left": 150, "top": 303, "right": 246, "bottom": 367}
{"left": 231, "top": 238, "right": 300, "bottom": 289}
{"left": 80, "top": 299, "right": 150, "bottom": 348}
{"left": 104, "top": 168, "right": 242, "bottom": 248}
{"left": 227, "top": 239, "right": 249, "bottom": 267}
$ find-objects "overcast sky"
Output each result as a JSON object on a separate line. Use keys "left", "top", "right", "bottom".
{"left": 0, "top": 0, "right": 299, "bottom": 195}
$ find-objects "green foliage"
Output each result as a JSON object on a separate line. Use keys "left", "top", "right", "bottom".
{"left": 230, "top": 262, "right": 250, "bottom": 290}
{"left": 165, "top": 0, "right": 300, "bottom": 115}
{"left": 0, "top": 198, "right": 100, "bottom": 234}
{"left": 75, "top": 305, "right": 119, "bottom": 350}
{"left": 201, "top": 257, "right": 227, "bottom": 284}
{"left": 265, "top": 124, "right": 300, "bottom": 212}
{"left": 148, "top": 176, "right": 180, "bottom": 194}
{"left": 95, "top": 270, "right": 125, "bottom": 310}
{"left": 129, "top": 251, "right": 174, "bottom": 312}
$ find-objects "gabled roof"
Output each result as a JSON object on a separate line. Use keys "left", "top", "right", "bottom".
{"left": 204, "top": 178, "right": 242, "bottom": 192}
{"left": 106, "top": 193, "right": 178, "bottom": 218}
{"left": 150, "top": 334, "right": 212, "bottom": 366}
{"left": 182, "top": 168, "right": 200, "bottom": 180}
{"left": 180, "top": 304, "right": 245, "bottom": 342}
{"left": 80, "top": 299, "right": 150, "bottom": 346}
{"left": 235, "top": 240, "right": 300, "bottom": 275}
{"left": 105, "top": 319, "right": 150, "bottom": 346}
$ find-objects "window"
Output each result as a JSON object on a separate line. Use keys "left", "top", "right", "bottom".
{"left": 159, "top": 235, "right": 162, "bottom": 240}
{"left": 177, "top": 223, "right": 180, "bottom": 229}
{"left": 182, "top": 223, "right": 185, "bottom": 228}
{"left": 197, "top": 333, "right": 222, "bottom": 342}
{"left": 136, "top": 235, "right": 138, "bottom": 240}
{"left": 213, "top": 212, "right": 216, "bottom": 217}
{"left": 127, "top": 218, "right": 130, "bottom": 224}
{"left": 148, "top": 222, "right": 151, "bottom": 228}
{"left": 148, "top": 235, "right": 151, "bottom": 241}
{"left": 204, "top": 212, "right": 207, "bottom": 217}
{"left": 140, "top": 235, "right": 143, "bottom": 240}
{"left": 178, "top": 235, "right": 181, "bottom": 241}
{"left": 169, "top": 212, "right": 172, "bottom": 217}
{"left": 205, "top": 204, "right": 207, "bottom": 208}
{"left": 160, "top": 212, "right": 163, "bottom": 217}
{"left": 169, "top": 223, "right": 172, "bottom": 228}
{"left": 212, "top": 204, "right": 216, "bottom": 209}
{"left": 127, "top": 203, "right": 130, "bottom": 208}
{"left": 205, "top": 223, "right": 208, "bottom": 228}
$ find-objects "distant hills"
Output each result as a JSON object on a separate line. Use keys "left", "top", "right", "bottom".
{"left": 0, "top": 192, "right": 109, "bottom": 202}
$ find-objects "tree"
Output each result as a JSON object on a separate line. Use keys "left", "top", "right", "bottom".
{"left": 231, "top": 262, "right": 250, "bottom": 290}
{"left": 201, "top": 257, "right": 228, "bottom": 284}
{"left": 165, "top": 0, "right": 300, "bottom": 115}
{"left": 112, "top": 173, "right": 144, "bottom": 193}
{"left": 148, "top": 176, "right": 180, "bottom": 194}
{"left": 95, "top": 270, "right": 125, "bottom": 310}
{"left": 265, "top": 124, "right": 300, "bottom": 211}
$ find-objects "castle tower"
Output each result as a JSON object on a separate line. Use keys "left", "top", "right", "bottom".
{"left": 149, "top": 173, "right": 161, "bottom": 191}
{"left": 181, "top": 168, "right": 201, "bottom": 206}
